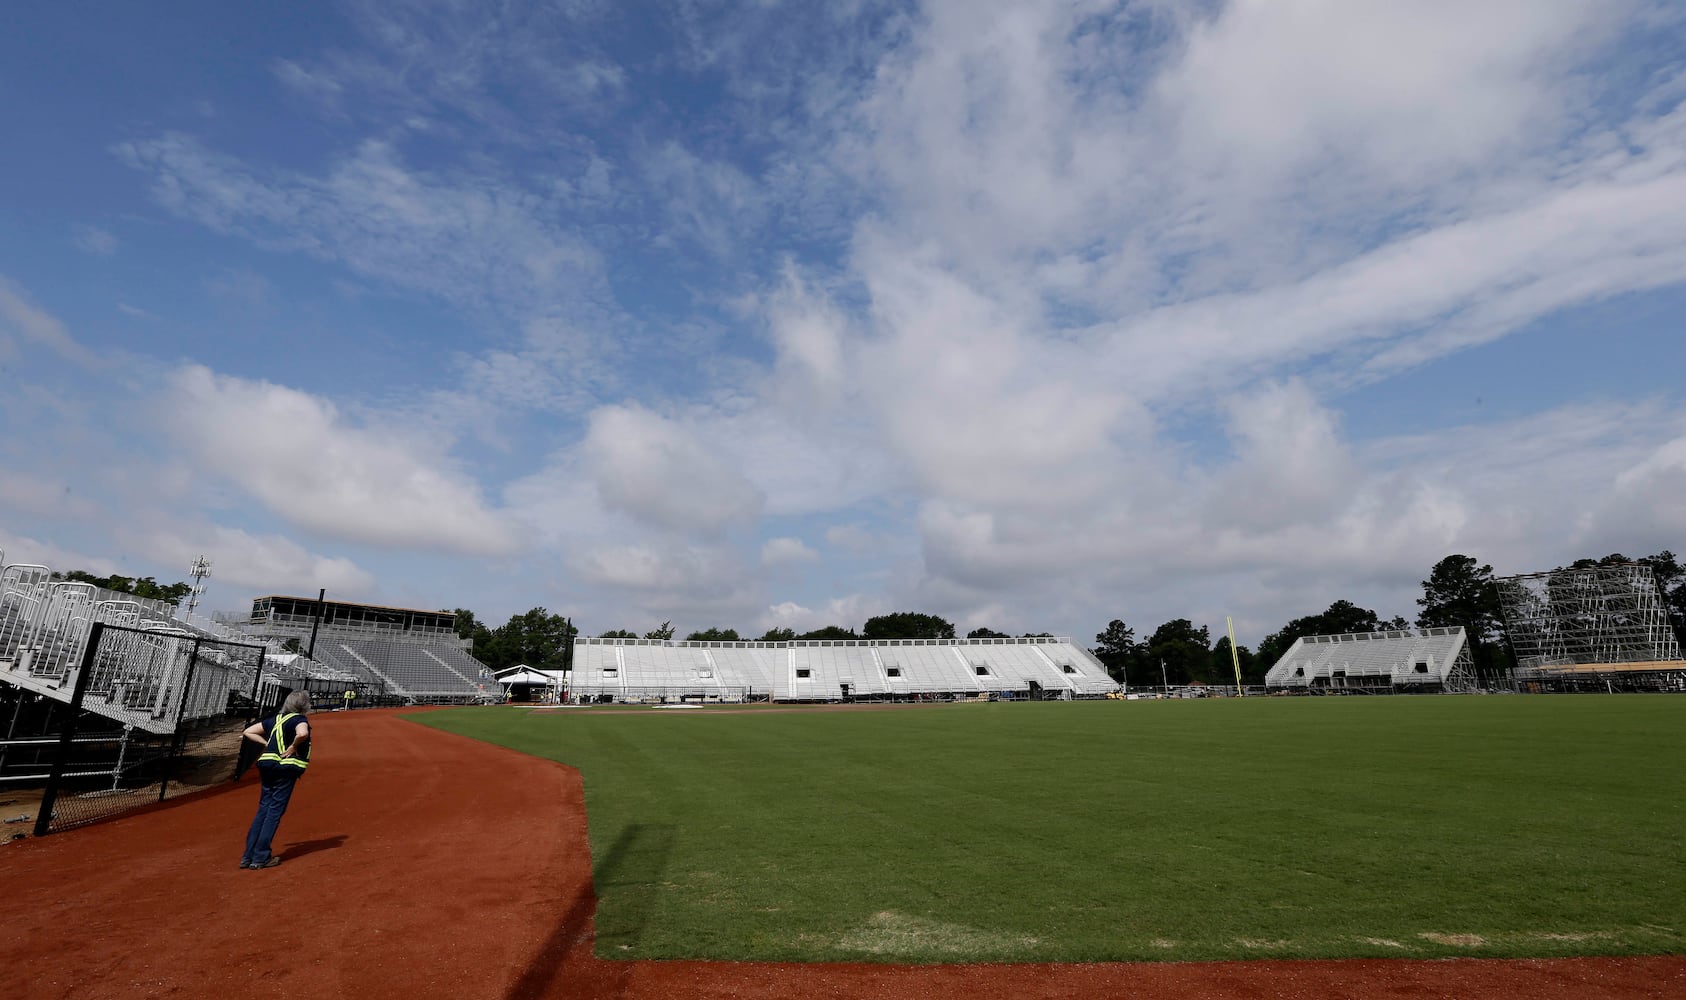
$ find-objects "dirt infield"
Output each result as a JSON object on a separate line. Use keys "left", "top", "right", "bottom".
{"left": 1, "top": 709, "right": 1679, "bottom": 999}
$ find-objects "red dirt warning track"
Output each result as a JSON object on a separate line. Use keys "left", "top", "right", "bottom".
{"left": 1, "top": 708, "right": 1680, "bottom": 999}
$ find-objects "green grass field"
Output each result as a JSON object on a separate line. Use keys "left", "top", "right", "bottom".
{"left": 419, "top": 696, "right": 1686, "bottom": 963}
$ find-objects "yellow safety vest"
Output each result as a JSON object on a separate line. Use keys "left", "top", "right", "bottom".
{"left": 256, "top": 712, "right": 310, "bottom": 771}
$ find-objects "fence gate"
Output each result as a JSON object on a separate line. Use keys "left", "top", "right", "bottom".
{"left": 29, "top": 622, "right": 268, "bottom": 835}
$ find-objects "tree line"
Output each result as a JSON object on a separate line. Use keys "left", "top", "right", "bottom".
{"left": 64, "top": 547, "right": 1678, "bottom": 682}
{"left": 1091, "top": 550, "right": 1685, "bottom": 687}
{"left": 449, "top": 609, "right": 1040, "bottom": 674}
{"left": 52, "top": 570, "right": 195, "bottom": 606}
{"left": 449, "top": 549, "right": 1683, "bottom": 679}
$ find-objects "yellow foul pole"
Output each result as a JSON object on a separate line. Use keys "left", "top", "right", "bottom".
{"left": 1227, "top": 616, "right": 1244, "bottom": 696}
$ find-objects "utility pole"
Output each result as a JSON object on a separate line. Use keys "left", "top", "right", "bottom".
{"left": 307, "top": 588, "right": 326, "bottom": 659}
{"left": 185, "top": 555, "right": 211, "bottom": 617}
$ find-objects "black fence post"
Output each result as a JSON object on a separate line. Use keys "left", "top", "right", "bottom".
{"left": 34, "top": 622, "right": 105, "bottom": 837}
{"left": 307, "top": 587, "right": 326, "bottom": 660}
{"left": 159, "top": 640, "right": 203, "bottom": 803}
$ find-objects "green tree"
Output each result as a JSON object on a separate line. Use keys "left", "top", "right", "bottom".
{"left": 643, "top": 621, "right": 675, "bottom": 640}
{"left": 483, "top": 608, "right": 576, "bottom": 672}
{"left": 1209, "top": 635, "right": 1259, "bottom": 684}
{"left": 1417, "top": 554, "right": 1510, "bottom": 680}
{"left": 451, "top": 608, "right": 495, "bottom": 662}
{"left": 1143, "top": 619, "right": 1211, "bottom": 686}
{"left": 685, "top": 627, "right": 741, "bottom": 642}
{"left": 798, "top": 625, "right": 857, "bottom": 640}
{"left": 861, "top": 612, "right": 955, "bottom": 640}
{"left": 132, "top": 577, "right": 193, "bottom": 604}
{"left": 1256, "top": 600, "right": 1405, "bottom": 671}
{"left": 598, "top": 629, "right": 638, "bottom": 638}
{"left": 1638, "top": 550, "right": 1686, "bottom": 641}
{"left": 1092, "top": 619, "right": 1138, "bottom": 684}
{"left": 967, "top": 627, "right": 1009, "bottom": 639}
{"left": 758, "top": 627, "right": 796, "bottom": 641}
{"left": 60, "top": 569, "right": 193, "bottom": 607}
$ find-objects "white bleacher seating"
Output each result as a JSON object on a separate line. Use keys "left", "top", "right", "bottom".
{"left": 1265, "top": 627, "right": 1474, "bottom": 692}
{"left": 565, "top": 636, "right": 1114, "bottom": 703}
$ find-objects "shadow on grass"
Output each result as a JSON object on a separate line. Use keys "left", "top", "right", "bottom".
{"left": 505, "top": 823, "right": 675, "bottom": 1000}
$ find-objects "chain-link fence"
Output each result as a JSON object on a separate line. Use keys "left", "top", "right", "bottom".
{"left": 27, "top": 622, "right": 270, "bottom": 835}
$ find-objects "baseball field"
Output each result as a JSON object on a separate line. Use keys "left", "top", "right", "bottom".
{"left": 4, "top": 698, "right": 1683, "bottom": 999}
{"left": 420, "top": 695, "right": 1686, "bottom": 964}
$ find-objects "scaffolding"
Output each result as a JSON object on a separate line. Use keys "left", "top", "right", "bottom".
{"left": 1496, "top": 563, "right": 1682, "bottom": 671}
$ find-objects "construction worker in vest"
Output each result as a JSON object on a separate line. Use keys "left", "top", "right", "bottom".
{"left": 343, "top": 687, "right": 356, "bottom": 711}
{"left": 238, "top": 690, "right": 312, "bottom": 869}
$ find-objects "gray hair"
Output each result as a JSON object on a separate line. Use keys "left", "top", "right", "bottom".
{"left": 281, "top": 690, "right": 311, "bottom": 716}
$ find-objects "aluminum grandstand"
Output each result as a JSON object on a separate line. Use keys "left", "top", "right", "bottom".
{"left": 565, "top": 635, "right": 1115, "bottom": 703}
{"left": 1497, "top": 562, "right": 1685, "bottom": 692}
{"left": 1264, "top": 626, "right": 1476, "bottom": 693}
{"left": 239, "top": 596, "right": 499, "bottom": 704}
{"left": 0, "top": 554, "right": 271, "bottom": 734}
{"left": 0, "top": 550, "right": 497, "bottom": 744}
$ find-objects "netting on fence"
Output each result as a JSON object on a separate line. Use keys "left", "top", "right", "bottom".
{"left": 29, "top": 623, "right": 271, "bottom": 835}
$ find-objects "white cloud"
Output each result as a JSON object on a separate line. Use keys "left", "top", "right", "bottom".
{"left": 132, "top": 523, "right": 376, "bottom": 596}
{"left": 0, "top": 528, "right": 120, "bottom": 577}
{"left": 28, "top": 2, "right": 1680, "bottom": 647}
{"left": 163, "top": 365, "right": 517, "bottom": 555}
{"left": 568, "top": 540, "right": 766, "bottom": 633}
{"left": 581, "top": 404, "right": 763, "bottom": 536}
{"left": 0, "top": 472, "right": 102, "bottom": 523}
{"left": 115, "top": 135, "right": 607, "bottom": 319}
{"left": 72, "top": 224, "right": 119, "bottom": 255}
{"left": 1208, "top": 381, "right": 1357, "bottom": 532}
{"left": 1600, "top": 435, "right": 1686, "bottom": 540}
{"left": 1159, "top": 0, "right": 1617, "bottom": 189}
{"left": 761, "top": 536, "right": 818, "bottom": 566}
{"left": 761, "top": 593, "right": 885, "bottom": 634}
{"left": 205, "top": 269, "right": 273, "bottom": 304}
{"left": 575, "top": 542, "right": 734, "bottom": 592}
{"left": 273, "top": 58, "right": 344, "bottom": 102}
{"left": 643, "top": 141, "right": 764, "bottom": 257}
{"left": 825, "top": 523, "right": 897, "bottom": 555}
{"left": 0, "top": 276, "right": 99, "bottom": 367}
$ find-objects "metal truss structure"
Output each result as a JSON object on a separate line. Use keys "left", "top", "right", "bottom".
{"left": 1497, "top": 563, "right": 1682, "bottom": 670}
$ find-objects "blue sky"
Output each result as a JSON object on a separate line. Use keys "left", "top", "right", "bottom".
{"left": 2, "top": 0, "right": 1684, "bottom": 645}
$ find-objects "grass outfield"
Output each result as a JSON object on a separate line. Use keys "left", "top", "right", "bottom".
{"left": 418, "top": 696, "right": 1686, "bottom": 964}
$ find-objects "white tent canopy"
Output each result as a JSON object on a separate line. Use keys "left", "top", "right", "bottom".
{"left": 497, "top": 668, "right": 560, "bottom": 686}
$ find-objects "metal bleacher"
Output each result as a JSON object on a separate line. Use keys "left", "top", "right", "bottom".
{"left": 565, "top": 635, "right": 1114, "bottom": 703}
{"left": 967, "top": 640, "right": 1115, "bottom": 696}
{"left": 311, "top": 638, "right": 491, "bottom": 704}
{"left": 570, "top": 640, "right": 755, "bottom": 703}
{"left": 1265, "top": 627, "right": 1475, "bottom": 692}
{"left": 0, "top": 556, "right": 273, "bottom": 733}
{"left": 875, "top": 643, "right": 979, "bottom": 694}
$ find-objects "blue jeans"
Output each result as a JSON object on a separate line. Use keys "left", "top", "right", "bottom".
{"left": 243, "top": 763, "right": 302, "bottom": 865}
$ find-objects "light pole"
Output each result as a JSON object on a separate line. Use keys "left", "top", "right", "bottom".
{"left": 185, "top": 555, "right": 211, "bottom": 617}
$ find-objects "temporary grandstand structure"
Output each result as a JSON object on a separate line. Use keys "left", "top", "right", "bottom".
{"left": 1497, "top": 562, "right": 1684, "bottom": 692}
{"left": 1264, "top": 626, "right": 1475, "bottom": 693}
{"left": 0, "top": 557, "right": 271, "bottom": 734}
{"left": 2, "top": 551, "right": 497, "bottom": 738}
{"left": 241, "top": 596, "right": 498, "bottom": 704}
{"left": 565, "top": 635, "right": 1115, "bottom": 703}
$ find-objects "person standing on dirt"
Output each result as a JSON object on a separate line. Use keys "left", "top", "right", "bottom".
{"left": 342, "top": 687, "right": 355, "bottom": 711}
{"left": 239, "top": 690, "right": 312, "bottom": 870}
